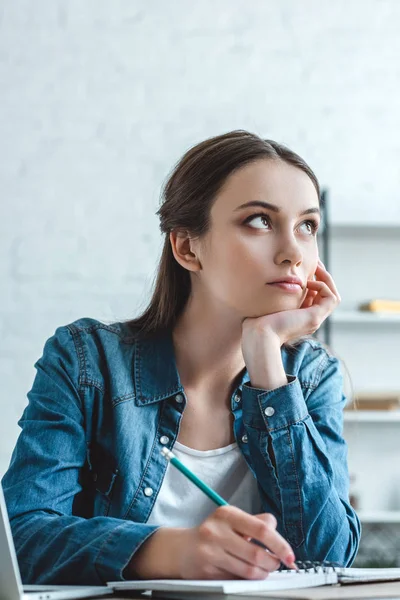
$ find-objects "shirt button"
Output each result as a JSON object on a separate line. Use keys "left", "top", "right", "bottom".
{"left": 175, "top": 393, "right": 184, "bottom": 404}
{"left": 160, "top": 436, "right": 169, "bottom": 445}
{"left": 241, "top": 434, "right": 248, "bottom": 443}
{"left": 264, "top": 406, "right": 275, "bottom": 417}
{"left": 144, "top": 487, "right": 153, "bottom": 497}
{"left": 234, "top": 392, "right": 241, "bottom": 403}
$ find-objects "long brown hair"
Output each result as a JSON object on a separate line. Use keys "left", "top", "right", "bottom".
{"left": 127, "top": 130, "right": 321, "bottom": 337}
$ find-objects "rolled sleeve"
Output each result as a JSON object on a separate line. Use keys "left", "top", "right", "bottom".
{"left": 94, "top": 521, "right": 160, "bottom": 583}
{"left": 242, "top": 375, "right": 307, "bottom": 430}
{"left": 2, "top": 326, "right": 161, "bottom": 585}
{"left": 239, "top": 350, "right": 361, "bottom": 567}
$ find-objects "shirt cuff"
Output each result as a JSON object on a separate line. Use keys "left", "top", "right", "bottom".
{"left": 94, "top": 521, "right": 160, "bottom": 583}
{"left": 241, "top": 375, "right": 309, "bottom": 431}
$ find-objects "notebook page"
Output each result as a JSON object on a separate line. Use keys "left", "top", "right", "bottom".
{"left": 109, "top": 569, "right": 338, "bottom": 593}
{"left": 241, "top": 580, "right": 400, "bottom": 599}
{"left": 337, "top": 567, "right": 400, "bottom": 584}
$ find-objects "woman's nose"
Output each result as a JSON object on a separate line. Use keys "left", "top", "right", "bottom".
{"left": 274, "top": 235, "right": 303, "bottom": 265}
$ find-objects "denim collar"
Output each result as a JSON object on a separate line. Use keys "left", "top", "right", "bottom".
{"left": 133, "top": 329, "right": 250, "bottom": 406}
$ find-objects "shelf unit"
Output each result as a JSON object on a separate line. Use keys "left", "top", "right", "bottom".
{"left": 318, "top": 190, "right": 400, "bottom": 345}
{"left": 344, "top": 411, "right": 400, "bottom": 423}
{"left": 332, "top": 311, "right": 400, "bottom": 324}
{"left": 357, "top": 511, "right": 400, "bottom": 523}
{"left": 318, "top": 191, "right": 400, "bottom": 556}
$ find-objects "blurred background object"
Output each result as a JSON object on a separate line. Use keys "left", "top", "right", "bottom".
{"left": 1, "top": 0, "right": 400, "bottom": 566}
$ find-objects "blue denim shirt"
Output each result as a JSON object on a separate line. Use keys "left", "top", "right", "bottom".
{"left": 2, "top": 318, "right": 360, "bottom": 585}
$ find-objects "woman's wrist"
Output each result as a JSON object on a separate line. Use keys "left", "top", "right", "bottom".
{"left": 124, "top": 527, "right": 190, "bottom": 579}
{"left": 246, "top": 333, "right": 288, "bottom": 391}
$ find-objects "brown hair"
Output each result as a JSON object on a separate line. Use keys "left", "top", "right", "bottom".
{"left": 127, "top": 130, "right": 321, "bottom": 337}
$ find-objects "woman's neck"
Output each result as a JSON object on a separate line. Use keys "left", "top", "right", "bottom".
{"left": 172, "top": 294, "right": 246, "bottom": 393}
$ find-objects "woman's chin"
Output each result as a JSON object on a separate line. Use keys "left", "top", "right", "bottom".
{"left": 247, "top": 298, "right": 301, "bottom": 318}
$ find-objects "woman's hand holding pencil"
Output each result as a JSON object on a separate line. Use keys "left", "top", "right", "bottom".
{"left": 131, "top": 504, "right": 296, "bottom": 581}
{"left": 161, "top": 447, "right": 296, "bottom": 578}
{"left": 177, "top": 505, "right": 295, "bottom": 580}
{"left": 129, "top": 448, "right": 296, "bottom": 580}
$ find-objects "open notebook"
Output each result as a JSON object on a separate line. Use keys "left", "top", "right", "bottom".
{"left": 109, "top": 566, "right": 400, "bottom": 596}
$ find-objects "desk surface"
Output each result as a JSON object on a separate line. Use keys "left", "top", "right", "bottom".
{"left": 266, "top": 580, "right": 400, "bottom": 599}
{"left": 93, "top": 581, "right": 400, "bottom": 600}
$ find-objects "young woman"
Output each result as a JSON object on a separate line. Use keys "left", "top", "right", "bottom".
{"left": 2, "top": 130, "right": 360, "bottom": 585}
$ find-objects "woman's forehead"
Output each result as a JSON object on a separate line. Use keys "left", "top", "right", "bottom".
{"left": 211, "top": 159, "right": 319, "bottom": 217}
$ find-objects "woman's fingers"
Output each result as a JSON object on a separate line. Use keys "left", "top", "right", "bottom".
{"left": 315, "top": 262, "right": 341, "bottom": 301}
{"left": 216, "top": 543, "right": 279, "bottom": 580}
{"left": 216, "top": 509, "right": 287, "bottom": 577}
{"left": 196, "top": 558, "right": 242, "bottom": 580}
{"left": 301, "top": 267, "right": 341, "bottom": 327}
{"left": 305, "top": 278, "right": 338, "bottom": 306}
{"left": 183, "top": 507, "right": 294, "bottom": 580}
{"left": 222, "top": 530, "right": 281, "bottom": 575}
{"left": 301, "top": 288, "right": 318, "bottom": 308}
{"left": 221, "top": 507, "right": 295, "bottom": 568}
{"left": 304, "top": 282, "right": 339, "bottom": 323}
{"left": 305, "top": 279, "right": 334, "bottom": 297}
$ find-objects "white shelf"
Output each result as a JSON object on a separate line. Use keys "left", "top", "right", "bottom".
{"left": 331, "top": 310, "right": 400, "bottom": 324}
{"left": 344, "top": 411, "right": 400, "bottom": 422}
{"left": 323, "top": 223, "right": 400, "bottom": 234}
{"left": 357, "top": 511, "right": 400, "bottom": 523}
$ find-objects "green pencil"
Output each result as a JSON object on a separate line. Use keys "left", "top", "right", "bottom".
{"left": 161, "top": 447, "right": 229, "bottom": 507}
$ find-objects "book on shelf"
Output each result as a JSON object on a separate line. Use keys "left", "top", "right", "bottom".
{"left": 359, "top": 299, "right": 400, "bottom": 313}
{"left": 345, "top": 391, "right": 400, "bottom": 411}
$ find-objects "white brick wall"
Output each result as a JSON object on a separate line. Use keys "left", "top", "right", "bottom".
{"left": 1, "top": 0, "right": 400, "bottom": 473}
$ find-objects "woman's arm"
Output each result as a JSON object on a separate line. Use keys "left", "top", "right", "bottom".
{"left": 1, "top": 327, "right": 161, "bottom": 585}
{"left": 239, "top": 259, "right": 360, "bottom": 565}
{"left": 241, "top": 340, "right": 361, "bottom": 566}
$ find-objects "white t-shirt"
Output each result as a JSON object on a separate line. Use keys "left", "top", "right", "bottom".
{"left": 147, "top": 440, "right": 262, "bottom": 527}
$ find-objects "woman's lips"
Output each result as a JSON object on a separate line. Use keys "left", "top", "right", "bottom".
{"left": 267, "top": 282, "right": 303, "bottom": 293}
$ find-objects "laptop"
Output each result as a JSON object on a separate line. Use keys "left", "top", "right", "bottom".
{"left": 0, "top": 484, "right": 113, "bottom": 600}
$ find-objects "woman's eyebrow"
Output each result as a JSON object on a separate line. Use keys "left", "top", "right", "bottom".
{"left": 234, "top": 200, "right": 321, "bottom": 217}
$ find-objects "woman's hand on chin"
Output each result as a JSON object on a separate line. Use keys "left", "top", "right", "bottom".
{"left": 243, "top": 260, "right": 341, "bottom": 347}
{"left": 241, "top": 261, "right": 341, "bottom": 389}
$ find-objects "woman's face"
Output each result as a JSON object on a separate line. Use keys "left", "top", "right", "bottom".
{"left": 195, "top": 158, "right": 321, "bottom": 318}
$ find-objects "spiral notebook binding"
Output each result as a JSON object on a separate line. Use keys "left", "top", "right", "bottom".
{"left": 279, "top": 560, "right": 340, "bottom": 573}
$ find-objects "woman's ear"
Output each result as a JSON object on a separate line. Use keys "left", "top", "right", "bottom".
{"left": 169, "top": 230, "right": 202, "bottom": 272}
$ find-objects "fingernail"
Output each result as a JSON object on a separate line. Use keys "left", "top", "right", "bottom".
{"left": 285, "top": 554, "right": 297, "bottom": 569}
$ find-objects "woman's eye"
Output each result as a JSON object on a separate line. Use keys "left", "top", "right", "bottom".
{"left": 299, "top": 220, "right": 319, "bottom": 235}
{"left": 244, "top": 214, "right": 319, "bottom": 235}
{"left": 245, "top": 214, "right": 271, "bottom": 229}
